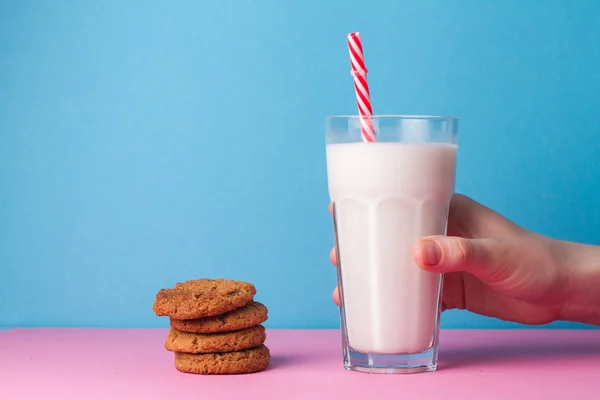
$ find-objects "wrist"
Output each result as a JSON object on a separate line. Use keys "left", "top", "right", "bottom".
{"left": 559, "top": 241, "right": 600, "bottom": 326}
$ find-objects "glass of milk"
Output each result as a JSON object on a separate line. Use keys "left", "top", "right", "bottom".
{"left": 325, "top": 115, "right": 458, "bottom": 373}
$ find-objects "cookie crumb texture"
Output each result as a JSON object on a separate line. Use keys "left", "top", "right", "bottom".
{"left": 165, "top": 325, "right": 266, "bottom": 353}
{"left": 174, "top": 345, "right": 271, "bottom": 375}
{"left": 152, "top": 278, "right": 256, "bottom": 320}
{"left": 170, "top": 301, "right": 268, "bottom": 333}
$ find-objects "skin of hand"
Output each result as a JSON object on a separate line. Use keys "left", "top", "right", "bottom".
{"left": 329, "top": 194, "right": 600, "bottom": 326}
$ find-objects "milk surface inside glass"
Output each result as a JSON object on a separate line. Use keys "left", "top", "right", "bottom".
{"left": 326, "top": 142, "right": 457, "bottom": 354}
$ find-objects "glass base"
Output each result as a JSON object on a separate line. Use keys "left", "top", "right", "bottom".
{"left": 344, "top": 347, "right": 438, "bottom": 374}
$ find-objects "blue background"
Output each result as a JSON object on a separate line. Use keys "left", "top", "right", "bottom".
{"left": 1, "top": 0, "right": 599, "bottom": 330}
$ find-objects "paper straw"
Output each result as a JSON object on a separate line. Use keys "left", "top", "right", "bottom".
{"left": 347, "top": 32, "right": 376, "bottom": 142}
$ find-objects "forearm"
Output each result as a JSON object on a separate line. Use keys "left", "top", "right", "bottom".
{"left": 560, "top": 241, "right": 600, "bottom": 326}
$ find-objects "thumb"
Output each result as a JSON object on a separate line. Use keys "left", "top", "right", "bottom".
{"left": 413, "top": 236, "right": 512, "bottom": 283}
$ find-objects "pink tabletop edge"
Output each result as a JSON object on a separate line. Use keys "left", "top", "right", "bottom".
{"left": 0, "top": 328, "right": 598, "bottom": 400}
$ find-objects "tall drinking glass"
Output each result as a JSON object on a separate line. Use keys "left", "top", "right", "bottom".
{"left": 325, "top": 115, "right": 458, "bottom": 373}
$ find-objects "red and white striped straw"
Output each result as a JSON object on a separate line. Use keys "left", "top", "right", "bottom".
{"left": 347, "top": 32, "right": 376, "bottom": 142}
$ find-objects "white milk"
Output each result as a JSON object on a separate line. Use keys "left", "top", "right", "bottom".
{"left": 326, "top": 142, "right": 457, "bottom": 354}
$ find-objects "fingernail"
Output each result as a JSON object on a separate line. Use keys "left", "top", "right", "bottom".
{"left": 421, "top": 240, "right": 441, "bottom": 266}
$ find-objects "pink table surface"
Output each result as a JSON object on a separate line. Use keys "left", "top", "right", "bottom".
{"left": 0, "top": 329, "right": 598, "bottom": 399}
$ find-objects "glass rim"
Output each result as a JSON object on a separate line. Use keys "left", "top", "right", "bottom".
{"left": 326, "top": 114, "right": 457, "bottom": 121}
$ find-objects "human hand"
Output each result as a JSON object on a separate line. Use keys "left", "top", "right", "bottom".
{"left": 330, "top": 194, "right": 598, "bottom": 325}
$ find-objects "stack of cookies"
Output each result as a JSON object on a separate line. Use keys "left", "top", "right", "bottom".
{"left": 152, "top": 278, "right": 270, "bottom": 375}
